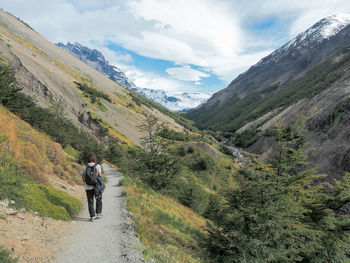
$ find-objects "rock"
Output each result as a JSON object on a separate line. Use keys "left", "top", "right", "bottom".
{"left": 6, "top": 208, "right": 17, "bottom": 216}
{"left": 10, "top": 200, "right": 15, "bottom": 205}
{"left": 0, "top": 213, "right": 7, "bottom": 221}
{"left": 34, "top": 212, "right": 39, "bottom": 216}
{"left": 0, "top": 200, "right": 9, "bottom": 207}
{"left": 59, "top": 183, "right": 71, "bottom": 190}
{"left": 18, "top": 213, "right": 25, "bottom": 220}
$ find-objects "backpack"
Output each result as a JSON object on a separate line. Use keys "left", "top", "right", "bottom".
{"left": 85, "top": 163, "right": 98, "bottom": 185}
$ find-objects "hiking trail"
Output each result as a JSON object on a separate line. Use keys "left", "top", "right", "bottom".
{"left": 52, "top": 164, "right": 144, "bottom": 263}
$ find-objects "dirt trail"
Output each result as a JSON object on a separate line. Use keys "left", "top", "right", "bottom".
{"left": 52, "top": 164, "right": 143, "bottom": 263}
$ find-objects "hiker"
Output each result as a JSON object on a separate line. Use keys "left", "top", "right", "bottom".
{"left": 81, "top": 153, "right": 105, "bottom": 222}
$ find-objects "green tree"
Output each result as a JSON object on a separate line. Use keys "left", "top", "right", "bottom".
{"left": 206, "top": 126, "right": 350, "bottom": 262}
{"left": 138, "top": 115, "right": 165, "bottom": 154}
{"left": 134, "top": 115, "right": 180, "bottom": 190}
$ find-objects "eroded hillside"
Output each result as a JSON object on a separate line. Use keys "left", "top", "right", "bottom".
{"left": 0, "top": 9, "right": 184, "bottom": 145}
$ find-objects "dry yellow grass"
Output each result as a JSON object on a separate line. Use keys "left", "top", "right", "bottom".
{"left": 0, "top": 105, "right": 81, "bottom": 185}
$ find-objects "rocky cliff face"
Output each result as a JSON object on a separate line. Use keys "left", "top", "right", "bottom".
{"left": 0, "top": 10, "right": 184, "bottom": 145}
{"left": 56, "top": 42, "right": 211, "bottom": 112}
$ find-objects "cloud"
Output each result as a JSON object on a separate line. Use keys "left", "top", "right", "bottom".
{"left": 116, "top": 64, "right": 193, "bottom": 93}
{"left": 287, "top": 0, "right": 350, "bottom": 37}
{"left": 166, "top": 66, "right": 210, "bottom": 81}
{"left": 2, "top": 0, "right": 350, "bottom": 90}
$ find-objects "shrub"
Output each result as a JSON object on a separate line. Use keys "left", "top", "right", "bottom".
{"left": 0, "top": 246, "right": 18, "bottom": 263}
{"left": 19, "top": 159, "right": 49, "bottom": 185}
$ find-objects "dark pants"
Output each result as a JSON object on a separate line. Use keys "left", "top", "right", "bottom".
{"left": 86, "top": 189, "right": 102, "bottom": 217}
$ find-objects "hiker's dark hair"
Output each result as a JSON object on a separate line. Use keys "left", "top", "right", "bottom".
{"left": 87, "top": 153, "right": 97, "bottom": 163}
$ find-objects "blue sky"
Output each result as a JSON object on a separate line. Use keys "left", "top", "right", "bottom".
{"left": 2, "top": 0, "right": 350, "bottom": 94}
{"left": 107, "top": 42, "right": 223, "bottom": 92}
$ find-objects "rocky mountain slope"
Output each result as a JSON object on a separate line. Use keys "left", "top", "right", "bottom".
{"left": 187, "top": 14, "right": 350, "bottom": 131}
{"left": 0, "top": 10, "right": 184, "bottom": 145}
{"left": 56, "top": 42, "right": 211, "bottom": 112}
{"left": 187, "top": 14, "right": 350, "bottom": 179}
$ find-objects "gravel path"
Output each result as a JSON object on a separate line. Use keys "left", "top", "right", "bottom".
{"left": 52, "top": 164, "right": 144, "bottom": 263}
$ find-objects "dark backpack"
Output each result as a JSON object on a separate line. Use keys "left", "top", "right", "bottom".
{"left": 85, "top": 163, "right": 98, "bottom": 185}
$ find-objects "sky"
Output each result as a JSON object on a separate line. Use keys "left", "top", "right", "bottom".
{"left": 2, "top": 0, "right": 350, "bottom": 94}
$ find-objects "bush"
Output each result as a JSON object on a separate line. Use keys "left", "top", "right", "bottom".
{"left": 0, "top": 246, "right": 18, "bottom": 263}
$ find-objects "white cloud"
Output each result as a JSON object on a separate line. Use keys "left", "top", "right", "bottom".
{"left": 287, "top": 0, "right": 350, "bottom": 37}
{"left": 166, "top": 66, "right": 210, "bottom": 82}
{"left": 2, "top": 0, "right": 350, "bottom": 90}
{"left": 119, "top": 64, "right": 193, "bottom": 93}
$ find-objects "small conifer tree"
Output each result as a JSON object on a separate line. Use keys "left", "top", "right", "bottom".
{"left": 206, "top": 125, "right": 350, "bottom": 262}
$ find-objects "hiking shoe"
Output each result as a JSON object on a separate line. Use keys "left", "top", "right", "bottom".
{"left": 96, "top": 214, "right": 102, "bottom": 219}
{"left": 89, "top": 217, "right": 95, "bottom": 222}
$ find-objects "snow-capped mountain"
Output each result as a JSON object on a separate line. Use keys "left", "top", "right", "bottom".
{"left": 187, "top": 13, "right": 350, "bottom": 180}
{"left": 270, "top": 14, "right": 350, "bottom": 62}
{"left": 200, "top": 13, "right": 350, "bottom": 106}
{"left": 141, "top": 89, "right": 211, "bottom": 112}
{"left": 56, "top": 42, "right": 211, "bottom": 111}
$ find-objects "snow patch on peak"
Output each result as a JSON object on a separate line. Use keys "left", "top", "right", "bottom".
{"left": 320, "top": 14, "right": 350, "bottom": 39}
{"left": 262, "top": 13, "right": 350, "bottom": 64}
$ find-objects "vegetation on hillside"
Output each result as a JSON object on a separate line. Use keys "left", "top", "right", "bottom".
{"left": 186, "top": 45, "right": 350, "bottom": 133}
{"left": 1, "top": 48, "right": 349, "bottom": 262}
{"left": 121, "top": 177, "right": 207, "bottom": 262}
{"left": 0, "top": 59, "right": 110, "bottom": 162}
{"left": 120, "top": 118, "right": 350, "bottom": 262}
{"left": 0, "top": 105, "right": 82, "bottom": 220}
{"left": 206, "top": 126, "right": 350, "bottom": 262}
{"left": 120, "top": 116, "right": 234, "bottom": 219}
{"left": 0, "top": 155, "right": 81, "bottom": 220}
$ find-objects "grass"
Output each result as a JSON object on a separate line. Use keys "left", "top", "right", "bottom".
{"left": 64, "top": 145, "right": 80, "bottom": 161}
{"left": 23, "top": 184, "right": 81, "bottom": 220}
{"left": 327, "top": 108, "right": 345, "bottom": 135}
{"left": 121, "top": 176, "right": 208, "bottom": 263}
{"left": 2, "top": 29, "right": 49, "bottom": 58}
{"left": 0, "top": 105, "right": 82, "bottom": 185}
{"left": 0, "top": 155, "right": 82, "bottom": 220}
{"left": 0, "top": 246, "right": 18, "bottom": 263}
{"left": 0, "top": 105, "right": 82, "bottom": 220}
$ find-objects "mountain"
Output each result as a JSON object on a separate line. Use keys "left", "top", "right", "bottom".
{"left": 0, "top": 9, "right": 185, "bottom": 145}
{"left": 56, "top": 42, "right": 137, "bottom": 90}
{"left": 186, "top": 14, "right": 350, "bottom": 179}
{"left": 56, "top": 42, "right": 211, "bottom": 112}
{"left": 186, "top": 14, "right": 350, "bottom": 131}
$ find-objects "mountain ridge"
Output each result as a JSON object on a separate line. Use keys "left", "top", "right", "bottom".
{"left": 0, "top": 9, "right": 185, "bottom": 145}
{"left": 56, "top": 42, "right": 211, "bottom": 112}
{"left": 187, "top": 14, "right": 350, "bottom": 131}
{"left": 186, "top": 14, "right": 350, "bottom": 180}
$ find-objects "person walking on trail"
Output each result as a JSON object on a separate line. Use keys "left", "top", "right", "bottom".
{"left": 81, "top": 153, "right": 105, "bottom": 222}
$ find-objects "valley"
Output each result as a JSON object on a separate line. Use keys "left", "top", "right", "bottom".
{"left": 0, "top": 6, "right": 349, "bottom": 263}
